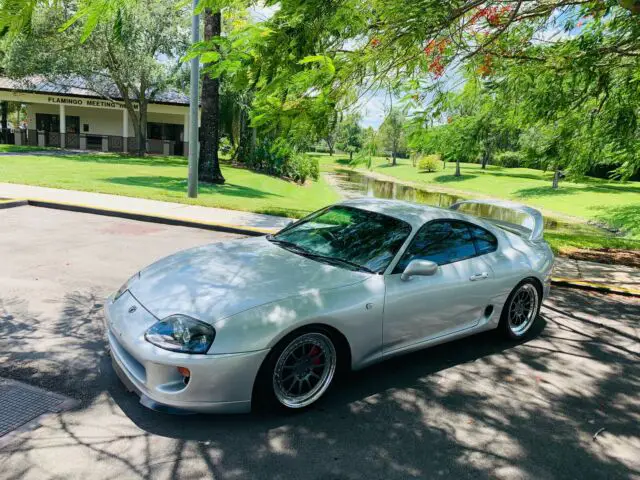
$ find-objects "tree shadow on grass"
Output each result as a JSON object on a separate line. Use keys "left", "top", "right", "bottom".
{"left": 514, "top": 186, "right": 583, "bottom": 198}
{"left": 480, "top": 170, "right": 552, "bottom": 181}
{"left": 57, "top": 154, "right": 189, "bottom": 168}
{"left": 516, "top": 182, "right": 640, "bottom": 199}
{"left": 433, "top": 173, "right": 477, "bottom": 183}
{"left": 593, "top": 204, "right": 640, "bottom": 237}
{"left": 106, "top": 176, "right": 281, "bottom": 200}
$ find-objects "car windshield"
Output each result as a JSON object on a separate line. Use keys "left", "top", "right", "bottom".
{"left": 268, "top": 205, "right": 412, "bottom": 273}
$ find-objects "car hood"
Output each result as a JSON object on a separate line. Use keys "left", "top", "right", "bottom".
{"left": 128, "top": 236, "right": 368, "bottom": 323}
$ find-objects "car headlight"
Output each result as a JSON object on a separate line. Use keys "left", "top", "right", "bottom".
{"left": 144, "top": 315, "right": 215, "bottom": 354}
{"left": 114, "top": 272, "right": 140, "bottom": 301}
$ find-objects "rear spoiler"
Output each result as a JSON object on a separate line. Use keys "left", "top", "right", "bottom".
{"left": 450, "top": 200, "right": 544, "bottom": 242}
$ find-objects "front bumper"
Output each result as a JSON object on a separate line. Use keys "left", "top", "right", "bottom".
{"left": 105, "top": 292, "right": 269, "bottom": 414}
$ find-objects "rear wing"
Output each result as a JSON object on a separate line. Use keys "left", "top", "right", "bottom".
{"left": 450, "top": 200, "right": 544, "bottom": 242}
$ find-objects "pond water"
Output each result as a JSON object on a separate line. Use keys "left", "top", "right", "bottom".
{"left": 329, "top": 169, "right": 609, "bottom": 236}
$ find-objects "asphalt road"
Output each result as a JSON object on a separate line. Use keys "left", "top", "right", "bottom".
{"left": 1, "top": 206, "right": 638, "bottom": 480}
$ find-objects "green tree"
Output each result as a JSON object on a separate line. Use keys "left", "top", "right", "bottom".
{"left": 3, "top": 0, "right": 189, "bottom": 156}
{"left": 353, "top": 126, "right": 380, "bottom": 169}
{"left": 336, "top": 114, "right": 363, "bottom": 161}
{"left": 379, "top": 108, "right": 405, "bottom": 166}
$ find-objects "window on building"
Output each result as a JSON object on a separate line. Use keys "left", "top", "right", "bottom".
{"left": 35, "top": 114, "right": 60, "bottom": 132}
{"left": 148, "top": 122, "right": 164, "bottom": 140}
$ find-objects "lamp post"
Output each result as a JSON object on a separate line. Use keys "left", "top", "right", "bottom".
{"left": 187, "top": 0, "right": 200, "bottom": 198}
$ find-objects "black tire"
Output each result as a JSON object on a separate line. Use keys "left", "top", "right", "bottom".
{"left": 499, "top": 279, "right": 542, "bottom": 340}
{"left": 252, "top": 326, "right": 339, "bottom": 412}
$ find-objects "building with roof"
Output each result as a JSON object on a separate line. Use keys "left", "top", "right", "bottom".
{"left": 0, "top": 76, "right": 197, "bottom": 156}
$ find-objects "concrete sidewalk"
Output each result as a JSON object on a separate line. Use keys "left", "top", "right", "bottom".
{"left": 553, "top": 257, "right": 640, "bottom": 295}
{"left": 0, "top": 182, "right": 290, "bottom": 233}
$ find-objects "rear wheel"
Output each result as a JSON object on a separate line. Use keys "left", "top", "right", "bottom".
{"left": 500, "top": 280, "right": 541, "bottom": 340}
{"left": 254, "top": 328, "right": 338, "bottom": 411}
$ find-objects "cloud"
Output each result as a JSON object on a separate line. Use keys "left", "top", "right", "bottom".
{"left": 360, "top": 91, "right": 389, "bottom": 129}
{"left": 248, "top": 3, "right": 279, "bottom": 22}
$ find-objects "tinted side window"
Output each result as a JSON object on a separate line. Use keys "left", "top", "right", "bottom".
{"left": 393, "top": 221, "right": 476, "bottom": 273}
{"left": 470, "top": 225, "right": 498, "bottom": 255}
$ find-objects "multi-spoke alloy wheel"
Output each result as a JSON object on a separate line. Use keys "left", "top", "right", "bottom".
{"left": 272, "top": 332, "right": 337, "bottom": 409}
{"left": 506, "top": 283, "right": 539, "bottom": 337}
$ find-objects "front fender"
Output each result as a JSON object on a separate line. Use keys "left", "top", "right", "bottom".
{"left": 209, "top": 275, "right": 386, "bottom": 369}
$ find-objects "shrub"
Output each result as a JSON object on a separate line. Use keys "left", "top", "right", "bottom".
{"left": 494, "top": 151, "right": 524, "bottom": 168}
{"left": 417, "top": 154, "right": 441, "bottom": 172}
{"left": 290, "top": 152, "right": 320, "bottom": 184}
{"left": 219, "top": 137, "right": 232, "bottom": 155}
{"left": 247, "top": 138, "right": 319, "bottom": 184}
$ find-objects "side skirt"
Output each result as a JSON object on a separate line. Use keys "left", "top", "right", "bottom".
{"left": 379, "top": 320, "right": 498, "bottom": 364}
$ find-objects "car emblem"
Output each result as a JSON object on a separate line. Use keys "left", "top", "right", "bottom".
{"left": 128, "top": 305, "right": 137, "bottom": 314}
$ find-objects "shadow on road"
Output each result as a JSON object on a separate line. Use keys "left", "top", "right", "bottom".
{"left": 1, "top": 287, "right": 638, "bottom": 479}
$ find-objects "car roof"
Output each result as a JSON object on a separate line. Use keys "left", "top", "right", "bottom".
{"left": 338, "top": 197, "right": 480, "bottom": 229}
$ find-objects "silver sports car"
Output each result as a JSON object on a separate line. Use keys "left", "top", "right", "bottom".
{"left": 105, "top": 198, "right": 554, "bottom": 414}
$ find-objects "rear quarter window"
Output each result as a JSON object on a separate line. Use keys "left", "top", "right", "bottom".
{"left": 470, "top": 225, "right": 498, "bottom": 255}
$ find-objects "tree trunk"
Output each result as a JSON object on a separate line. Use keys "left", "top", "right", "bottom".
{"left": 349, "top": 151, "right": 353, "bottom": 161}
{"left": 198, "top": 9, "right": 225, "bottom": 184}
{"left": 137, "top": 103, "right": 148, "bottom": 157}
{"left": 392, "top": 144, "right": 397, "bottom": 166}
{"left": 552, "top": 166, "right": 560, "bottom": 189}
{"left": 123, "top": 98, "right": 146, "bottom": 157}
{"left": 0, "top": 101, "right": 7, "bottom": 143}
{"left": 236, "top": 105, "right": 253, "bottom": 164}
{"left": 455, "top": 159, "right": 461, "bottom": 177}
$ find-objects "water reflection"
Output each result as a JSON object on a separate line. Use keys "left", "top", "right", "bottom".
{"left": 331, "top": 170, "right": 608, "bottom": 236}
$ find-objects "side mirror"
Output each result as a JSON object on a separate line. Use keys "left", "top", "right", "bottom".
{"left": 400, "top": 259, "right": 438, "bottom": 281}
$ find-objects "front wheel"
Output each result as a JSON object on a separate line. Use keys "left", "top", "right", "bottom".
{"left": 499, "top": 280, "right": 541, "bottom": 340}
{"left": 254, "top": 329, "right": 338, "bottom": 411}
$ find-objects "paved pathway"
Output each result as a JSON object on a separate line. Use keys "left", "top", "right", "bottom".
{"left": 554, "top": 257, "right": 640, "bottom": 288}
{"left": 553, "top": 257, "right": 640, "bottom": 294}
{"left": 0, "top": 182, "right": 290, "bottom": 231}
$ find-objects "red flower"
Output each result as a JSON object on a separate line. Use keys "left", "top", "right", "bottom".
{"left": 424, "top": 39, "right": 436, "bottom": 55}
{"left": 429, "top": 57, "right": 445, "bottom": 78}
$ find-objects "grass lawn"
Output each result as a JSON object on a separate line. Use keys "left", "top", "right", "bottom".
{"left": 313, "top": 153, "right": 640, "bottom": 239}
{"left": 0, "top": 152, "right": 340, "bottom": 218}
{"left": 0, "top": 144, "right": 51, "bottom": 153}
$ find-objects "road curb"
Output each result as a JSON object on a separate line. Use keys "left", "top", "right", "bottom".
{"left": 0, "top": 198, "right": 28, "bottom": 209}
{"left": 25, "top": 199, "right": 275, "bottom": 237}
{"left": 551, "top": 277, "right": 640, "bottom": 297}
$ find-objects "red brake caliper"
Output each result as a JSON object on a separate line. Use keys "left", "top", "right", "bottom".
{"left": 308, "top": 345, "right": 321, "bottom": 365}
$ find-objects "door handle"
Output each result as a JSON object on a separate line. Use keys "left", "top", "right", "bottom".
{"left": 469, "top": 272, "right": 489, "bottom": 281}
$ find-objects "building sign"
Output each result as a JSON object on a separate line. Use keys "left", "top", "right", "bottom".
{"left": 46, "top": 96, "right": 138, "bottom": 110}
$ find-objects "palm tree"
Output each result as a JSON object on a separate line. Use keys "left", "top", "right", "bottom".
{"left": 198, "top": 8, "right": 225, "bottom": 184}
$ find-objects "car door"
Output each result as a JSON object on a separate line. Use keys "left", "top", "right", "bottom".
{"left": 382, "top": 220, "right": 496, "bottom": 355}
